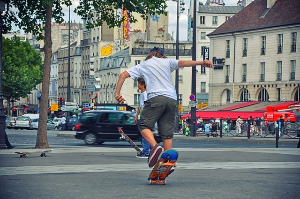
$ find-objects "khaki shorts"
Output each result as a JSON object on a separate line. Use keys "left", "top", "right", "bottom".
{"left": 138, "top": 95, "right": 177, "bottom": 139}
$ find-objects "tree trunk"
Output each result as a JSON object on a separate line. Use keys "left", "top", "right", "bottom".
{"left": 35, "top": 2, "right": 52, "bottom": 149}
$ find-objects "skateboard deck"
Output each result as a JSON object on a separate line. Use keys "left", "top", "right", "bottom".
{"left": 15, "top": 149, "right": 53, "bottom": 158}
{"left": 148, "top": 149, "right": 178, "bottom": 185}
{"left": 118, "top": 127, "right": 143, "bottom": 156}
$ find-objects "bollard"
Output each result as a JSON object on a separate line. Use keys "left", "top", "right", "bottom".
{"left": 220, "top": 118, "right": 223, "bottom": 138}
{"left": 275, "top": 127, "right": 279, "bottom": 148}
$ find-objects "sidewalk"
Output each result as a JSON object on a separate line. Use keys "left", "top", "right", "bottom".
{"left": 57, "top": 131, "right": 300, "bottom": 145}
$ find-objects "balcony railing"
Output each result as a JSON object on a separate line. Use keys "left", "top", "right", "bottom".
{"left": 242, "top": 74, "right": 246, "bottom": 82}
{"left": 225, "top": 75, "right": 229, "bottom": 83}
{"left": 243, "top": 49, "right": 247, "bottom": 57}
{"left": 260, "top": 74, "right": 265, "bottom": 81}
{"left": 132, "top": 48, "right": 192, "bottom": 56}
{"left": 291, "top": 45, "right": 296, "bottom": 52}
{"left": 261, "top": 48, "right": 265, "bottom": 55}
{"left": 290, "top": 72, "right": 295, "bottom": 80}
{"left": 278, "top": 46, "right": 282, "bottom": 53}
{"left": 201, "top": 89, "right": 206, "bottom": 93}
{"left": 277, "top": 73, "right": 282, "bottom": 81}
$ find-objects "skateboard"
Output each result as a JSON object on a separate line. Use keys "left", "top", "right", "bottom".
{"left": 148, "top": 149, "right": 178, "bottom": 185}
{"left": 118, "top": 127, "right": 143, "bottom": 156}
{"left": 15, "top": 149, "right": 53, "bottom": 158}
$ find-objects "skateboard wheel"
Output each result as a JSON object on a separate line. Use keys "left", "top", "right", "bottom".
{"left": 20, "top": 155, "right": 22, "bottom": 158}
{"left": 163, "top": 179, "right": 166, "bottom": 185}
{"left": 174, "top": 162, "right": 177, "bottom": 167}
{"left": 149, "top": 180, "right": 153, "bottom": 185}
{"left": 158, "top": 161, "right": 163, "bottom": 166}
{"left": 24, "top": 155, "right": 27, "bottom": 158}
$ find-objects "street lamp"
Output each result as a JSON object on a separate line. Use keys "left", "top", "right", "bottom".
{"left": 0, "top": 0, "right": 9, "bottom": 148}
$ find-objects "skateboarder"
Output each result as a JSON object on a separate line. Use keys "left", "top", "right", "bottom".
{"left": 134, "top": 77, "right": 151, "bottom": 158}
{"left": 115, "top": 47, "right": 213, "bottom": 167}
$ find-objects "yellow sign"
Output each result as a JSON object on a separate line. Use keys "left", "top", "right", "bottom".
{"left": 101, "top": 45, "right": 113, "bottom": 56}
{"left": 51, "top": 104, "right": 58, "bottom": 111}
{"left": 178, "top": 104, "right": 182, "bottom": 112}
{"left": 198, "top": 103, "right": 207, "bottom": 110}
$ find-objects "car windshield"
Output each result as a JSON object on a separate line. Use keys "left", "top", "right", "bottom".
{"left": 53, "top": 119, "right": 61, "bottom": 122}
{"left": 17, "top": 117, "right": 30, "bottom": 121}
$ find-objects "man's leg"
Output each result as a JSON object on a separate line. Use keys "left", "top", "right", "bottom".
{"left": 163, "top": 138, "right": 172, "bottom": 150}
{"left": 140, "top": 129, "right": 157, "bottom": 147}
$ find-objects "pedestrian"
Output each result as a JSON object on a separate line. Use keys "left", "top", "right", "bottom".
{"left": 185, "top": 123, "right": 190, "bottom": 136}
{"left": 204, "top": 122, "right": 211, "bottom": 137}
{"left": 264, "top": 119, "right": 269, "bottom": 135}
{"left": 226, "top": 115, "right": 231, "bottom": 134}
{"left": 134, "top": 77, "right": 152, "bottom": 158}
{"left": 235, "top": 116, "right": 243, "bottom": 136}
{"left": 114, "top": 47, "right": 213, "bottom": 168}
{"left": 61, "top": 115, "right": 66, "bottom": 131}
{"left": 279, "top": 115, "right": 285, "bottom": 135}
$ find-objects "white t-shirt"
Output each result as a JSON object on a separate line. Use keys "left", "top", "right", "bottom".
{"left": 127, "top": 57, "right": 179, "bottom": 100}
{"left": 139, "top": 91, "right": 147, "bottom": 110}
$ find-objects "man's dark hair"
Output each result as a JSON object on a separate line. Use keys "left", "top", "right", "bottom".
{"left": 137, "top": 77, "right": 146, "bottom": 89}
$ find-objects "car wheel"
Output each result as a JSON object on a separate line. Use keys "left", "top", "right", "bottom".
{"left": 71, "top": 126, "right": 76, "bottom": 131}
{"left": 84, "top": 133, "right": 97, "bottom": 145}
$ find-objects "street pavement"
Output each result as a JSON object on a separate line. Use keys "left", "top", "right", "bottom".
{"left": 0, "top": 131, "right": 299, "bottom": 199}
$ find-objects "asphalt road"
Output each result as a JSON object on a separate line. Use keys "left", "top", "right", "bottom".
{"left": 0, "top": 129, "right": 300, "bottom": 199}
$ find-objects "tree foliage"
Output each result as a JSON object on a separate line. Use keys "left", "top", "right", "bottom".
{"left": 2, "top": 36, "right": 43, "bottom": 102}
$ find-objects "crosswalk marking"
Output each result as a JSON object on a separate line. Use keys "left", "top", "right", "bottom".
{"left": 1, "top": 162, "right": 300, "bottom": 176}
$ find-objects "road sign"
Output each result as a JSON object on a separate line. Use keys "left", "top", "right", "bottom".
{"left": 51, "top": 103, "right": 59, "bottom": 111}
{"left": 87, "top": 85, "right": 95, "bottom": 92}
{"left": 87, "top": 78, "right": 96, "bottom": 83}
{"left": 188, "top": 101, "right": 197, "bottom": 108}
{"left": 178, "top": 104, "right": 182, "bottom": 112}
{"left": 189, "top": 94, "right": 196, "bottom": 101}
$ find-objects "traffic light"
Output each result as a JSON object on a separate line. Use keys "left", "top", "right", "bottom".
{"left": 61, "top": 98, "right": 65, "bottom": 106}
{"left": 58, "top": 97, "right": 62, "bottom": 108}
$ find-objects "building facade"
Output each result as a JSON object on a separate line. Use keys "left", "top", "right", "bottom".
{"left": 187, "top": 0, "right": 243, "bottom": 104}
{"left": 208, "top": 0, "right": 300, "bottom": 105}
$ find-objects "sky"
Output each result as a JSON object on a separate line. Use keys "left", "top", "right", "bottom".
{"left": 62, "top": 0, "right": 239, "bottom": 41}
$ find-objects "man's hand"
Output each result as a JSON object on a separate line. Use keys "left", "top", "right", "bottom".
{"left": 202, "top": 59, "right": 213, "bottom": 68}
{"left": 115, "top": 94, "right": 126, "bottom": 103}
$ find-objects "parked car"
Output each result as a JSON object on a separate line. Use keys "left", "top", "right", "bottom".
{"left": 31, "top": 118, "right": 56, "bottom": 130}
{"left": 75, "top": 110, "right": 161, "bottom": 145}
{"left": 14, "top": 116, "right": 32, "bottom": 130}
{"left": 58, "top": 116, "right": 78, "bottom": 131}
{"left": 6, "top": 116, "right": 17, "bottom": 129}
{"left": 52, "top": 118, "right": 62, "bottom": 130}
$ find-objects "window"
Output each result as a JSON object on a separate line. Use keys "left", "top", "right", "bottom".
{"left": 277, "top": 61, "right": 282, "bottom": 81}
{"left": 134, "top": 94, "right": 139, "bottom": 106}
{"left": 260, "top": 62, "right": 265, "bottom": 81}
{"left": 278, "top": 34, "right": 283, "bottom": 53}
{"left": 243, "top": 38, "right": 248, "bottom": 57}
{"left": 291, "top": 32, "right": 297, "bottom": 52}
{"left": 291, "top": 60, "right": 296, "bottom": 80}
{"left": 212, "top": 16, "right": 218, "bottom": 25}
{"left": 201, "top": 82, "right": 206, "bottom": 93}
{"left": 133, "top": 79, "right": 138, "bottom": 87}
{"left": 225, "top": 65, "right": 230, "bottom": 83}
{"left": 118, "top": 113, "right": 134, "bottom": 125}
{"left": 201, "top": 32, "right": 206, "bottom": 40}
{"left": 201, "top": 66, "right": 206, "bottom": 74}
{"left": 226, "top": 40, "right": 230, "bottom": 58}
{"left": 179, "top": 75, "right": 183, "bottom": 83}
{"left": 240, "top": 89, "right": 250, "bottom": 101}
{"left": 261, "top": 36, "right": 266, "bottom": 55}
{"left": 225, "top": 16, "right": 230, "bottom": 21}
{"left": 178, "top": 94, "right": 182, "bottom": 104}
{"left": 258, "top": 88, "right": 269, "bottom": 101}
{"left": 200, "top": 16, "right": 205, "bottom": 24}
{"left": 99, "top": 113, "right": 117, "bottom": 123}
{"left": 277, "top": 88, "right": 281, "bottom": 101}
{"left": 242, "top": 64, "right": 247, "bottom": 82}
{"left": 135, "top": 60, "right": 141, "bottom": 65}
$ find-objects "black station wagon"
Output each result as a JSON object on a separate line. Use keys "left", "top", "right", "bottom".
{"left": 75, "top": 110, "right": 161, "bottom": 145}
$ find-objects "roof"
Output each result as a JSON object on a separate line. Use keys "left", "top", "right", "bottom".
{"left": 198, "top": 5, "right": 243, "bottom": 14}
{"left": 208, "top": 0, "right": 300, "bottom": 36}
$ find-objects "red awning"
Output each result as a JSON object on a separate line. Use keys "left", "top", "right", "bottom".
{"left": 256, "top": 101, "right": 299, "bottom": 112}
{"left": 219, "top": 101, "right": 260, "bottom": 111}
{"left": 181, "top": 111, "right": 264, "bottom": 121}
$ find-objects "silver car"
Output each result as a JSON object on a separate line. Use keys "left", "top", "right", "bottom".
{"left": 31, "top": 119, "right": 56, "bottom": 130}
{"left": 53, "top": 118, "right": 62, "bottom": 130}
{"left": 14, "top": 116, "right": 32, "bottom": 130}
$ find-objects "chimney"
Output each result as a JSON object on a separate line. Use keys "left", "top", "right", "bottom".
{"left": 267, "top": 0, "right": 277, "bottom": 8}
